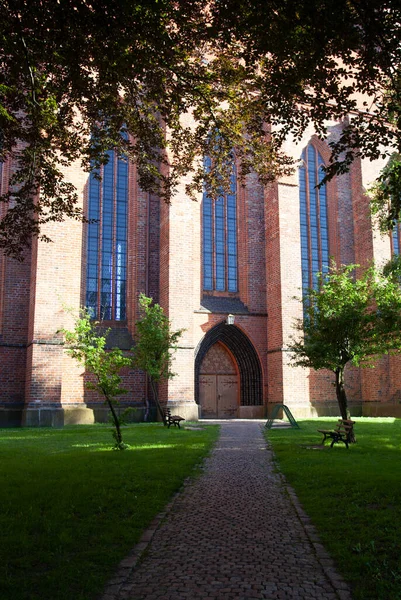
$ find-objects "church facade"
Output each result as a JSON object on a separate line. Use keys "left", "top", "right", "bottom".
{"left": 1, "top": 120, "right": 401, "bottom": 427}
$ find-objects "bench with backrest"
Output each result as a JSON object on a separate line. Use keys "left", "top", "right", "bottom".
{"left": 317, "top": 419, "right": 355, "bottom": 449}
{"left": 165, "top": 407, "right": 185, "bottom": 429}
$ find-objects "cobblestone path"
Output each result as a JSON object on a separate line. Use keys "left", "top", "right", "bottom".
{"left": 103, "top": 421, "right": 352, "bottom": 600}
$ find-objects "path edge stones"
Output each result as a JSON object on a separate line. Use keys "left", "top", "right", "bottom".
{"left": 99, "top": 460, "right": 210, "bottom": 600}
{"left": 266, "top": 431, "right": 353, "bottom": 600}
{"left": 101, "top": 424, "right": 354, "bottom": 600}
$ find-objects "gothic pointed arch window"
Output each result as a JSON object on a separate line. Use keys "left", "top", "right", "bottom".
{"left": 202, "top": 156, "right": 238, "bottom": 292}
{"left": 85, "top": 147, "right": 128, "bottom": 321}
{"left": 299, "top": 143, "right": 330, "bottom": 295}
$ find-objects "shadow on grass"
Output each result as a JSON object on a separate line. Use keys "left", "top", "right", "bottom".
{"left": 0, "top": 423, "right": 219, "bottom": 600}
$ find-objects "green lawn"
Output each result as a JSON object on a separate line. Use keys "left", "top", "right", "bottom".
{"left": 266, "top": 418, "right": 401, "bottom": 600}
{"left": 0, "top": 423, "right": 219, "bottom": 600}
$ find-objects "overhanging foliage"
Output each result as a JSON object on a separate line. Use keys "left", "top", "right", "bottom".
{"left": 1, "top": 0, "right": 401, "bottom": 256}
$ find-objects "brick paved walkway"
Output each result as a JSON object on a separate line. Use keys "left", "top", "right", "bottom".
{"left": 102, "top": 421, "right": 352, "bottom": 600}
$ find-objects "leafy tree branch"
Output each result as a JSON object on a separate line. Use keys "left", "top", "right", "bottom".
{"left": 1, "top": 0, "right": 401, "bottom": 255}
{"left": 290, "top": 262, "right": 401, "bottom": 428}
{"left": 61, "top": 310, "right": 131, "bottom": 450}
{"left": 132, "top": 294, "right": 183, "bottom": 425}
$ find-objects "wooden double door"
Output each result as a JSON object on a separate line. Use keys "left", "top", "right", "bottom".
{"left": 199, "top": 374, "right": 238, "bottom": 418}
{"left": 199, "top": 342, "right": 239, "bottom": 419}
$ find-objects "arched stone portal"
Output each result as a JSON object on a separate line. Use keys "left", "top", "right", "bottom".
{"left": 195, "top": 322, "right": 264, "bottom": 418}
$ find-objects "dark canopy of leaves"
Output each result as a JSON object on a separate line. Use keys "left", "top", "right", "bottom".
{"left": 1, "top": 0, "right": 401, "bottom": 257}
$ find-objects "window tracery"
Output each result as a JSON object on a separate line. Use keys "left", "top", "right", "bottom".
{"left": 85, "top": 150, "right": 128, "bottom": 321}
{"left": 202, "top": 156, "right": 238, "bottom": 293}
{"left": 299, "top": 143, "right": 329, "bottom": 294}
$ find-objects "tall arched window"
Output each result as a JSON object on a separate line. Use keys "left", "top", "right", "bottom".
{"left": 299, "top": 143, "right": 329, "bottom": 295}
{"left": 202, "top": 156, "right": 238, "bottom": 292}
{"left": 85, "top": 150, "right": 128, "bottom": 321}
{"left": 392, "top": 222, "right": 401, "bottom": 255}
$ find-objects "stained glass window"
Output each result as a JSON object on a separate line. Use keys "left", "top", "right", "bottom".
{"left": 202, "top": 157, "right": 237, "bottom": 292}
{"left": 85, "top": 149, "right": 128, "bottom": 320}
{"left": 299, "top": 144, "right": 329, "bottom": 296}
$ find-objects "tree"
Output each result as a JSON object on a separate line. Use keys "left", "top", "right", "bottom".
{"left": 132, "top": 294, "right": 183, "bottom": 425}
{"left": 0, "top": 0, "right": 292, "bottom": 258}
{"left": 383, "top": 253, "right": 401, "bottom": 282}
{"left": 1, "top": 0, "right": 401, "bottom": 257}
{"left": 290, "top": 263, "right": 401, "bottom": 426}
{"left": 212, "top": 0, "right": 401, "bottom": 228}
{"left": 62, "top": 310, "right": 131, "bottom": 450}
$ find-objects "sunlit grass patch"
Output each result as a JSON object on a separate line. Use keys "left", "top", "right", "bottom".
{"left": 0, "top": 423, "right": 219, "bottom": 600}
{"left": 266, "top": 418, "right": 401, "bottom": 600}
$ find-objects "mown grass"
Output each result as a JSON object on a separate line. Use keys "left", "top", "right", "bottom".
{"left": 266, "top": 418, "right": 401, "bottom": 600}
{"left": 0, "top": 423, "right": 219, "bottom": 600}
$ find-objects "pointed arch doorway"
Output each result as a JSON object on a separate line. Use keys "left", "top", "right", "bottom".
{"left": 195, "top": 321, "right": 263, "bottom": 419}
{"left": 199, "top": 343, "right": 239, "bottom": 418}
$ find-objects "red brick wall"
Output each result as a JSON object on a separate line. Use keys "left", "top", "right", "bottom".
{"left": 3, "top": 124, "right": 401, "bottom": 422}
{"left": 0, "top": 155, "right": 32, "bottom": 410}
{"left": 353, "top": 156, "right": 401, "bottom": 414}
{"left": 265, "top": 181, "right": 284, "bottom": 404}
{"left": 0, "top": 252, "right": 32, "bottom": 406}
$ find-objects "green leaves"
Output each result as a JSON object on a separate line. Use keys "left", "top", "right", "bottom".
{"left": 290, "top": 263, "right": 401, "bottom": 416}
{"left": 61, "top": 297, "right": 183, "bottom": 436}
{"left": 61, "top": 310, "right": 131, "bottom": 450}
{"left": 133, "top": 294, "right": 183, "bottom": 383}
{"left": 2, "top": 0, "right": 401, "bottom": 255}
{"left": 132, "top": 294, "right": 183, "bottom": 424}
{"left": 290, "top": 264, "right": 401, "bottom": 392}
{"left": 370, "top": 154, "right": 401, "bottom": 231}
{"left": 292, "top": 263, "right": 401, "bottom": 372}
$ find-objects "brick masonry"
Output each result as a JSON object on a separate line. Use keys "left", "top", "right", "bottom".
{"left": 1, "top": 127, "right": 401, "bottom": 426}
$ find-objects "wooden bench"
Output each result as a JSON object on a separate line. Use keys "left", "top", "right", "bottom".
{"left": 165, "top": 408, "right": 185, "bottom": 429}
{"left": 317, "top": 419, "right": 355, "bottom": 449}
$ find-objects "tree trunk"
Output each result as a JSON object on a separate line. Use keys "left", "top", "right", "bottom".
{"left": 334, "top": 367, "right": 356, "bottom": 443}
{"left": 335, "top": 367, "right": 349, "bottom": 420}
{"left": 104, "top": 392, "right": 124, "bottom": 448}
{"left": 150, "top": 378, "right": 167, "bottom": 426}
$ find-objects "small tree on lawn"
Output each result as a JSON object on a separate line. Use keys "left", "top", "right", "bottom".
{"left": 290, "top": 263, "right": 401, "bottom": 429}
{"left": 133, "top": 294, "right": 184, "bottom": 425}
{"left": 62, "top": 311, "right": 131, "bottom": 450}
